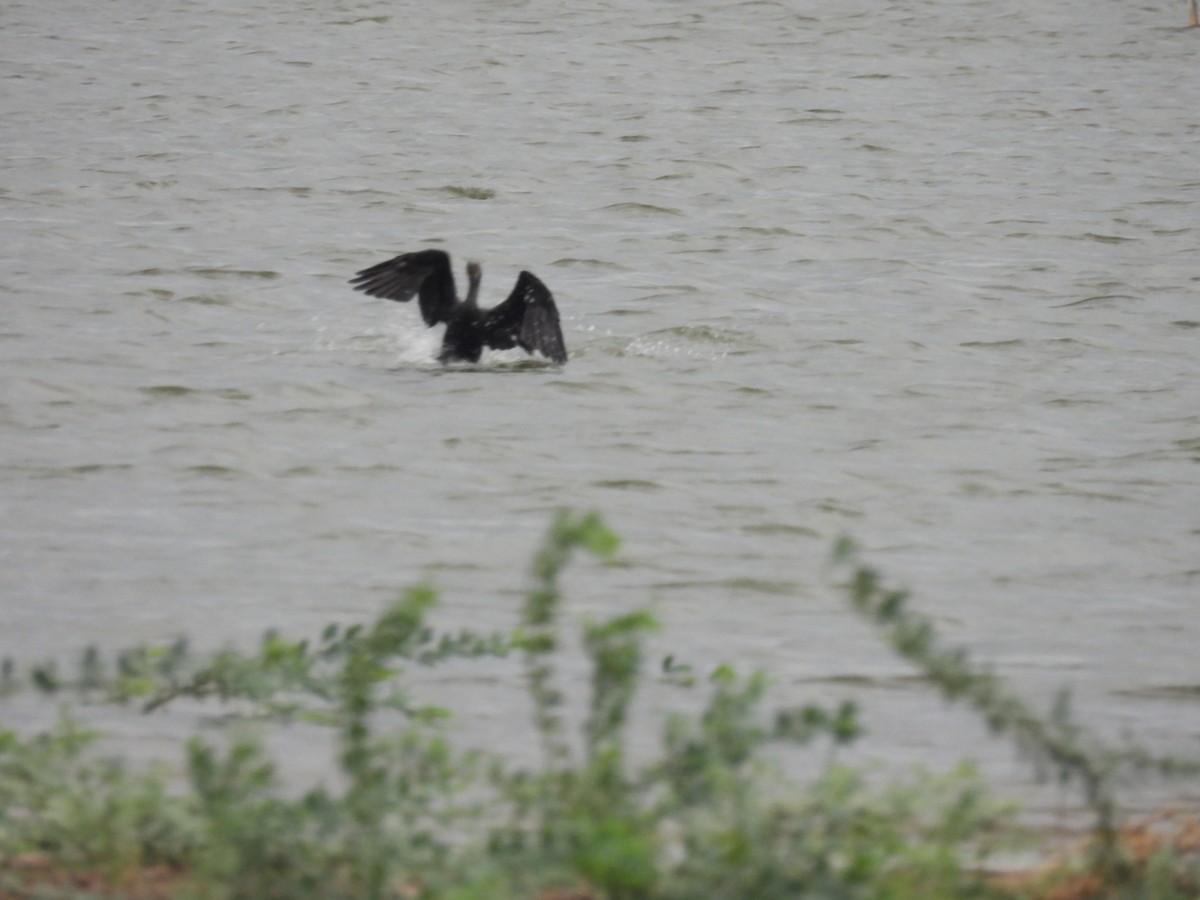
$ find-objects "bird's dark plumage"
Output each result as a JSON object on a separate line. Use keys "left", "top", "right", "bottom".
{"left": 349, "top": 249, "right": 568, "bottom": 365}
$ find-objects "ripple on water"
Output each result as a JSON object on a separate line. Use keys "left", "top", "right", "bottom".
{"left": 600, "top": 202, "right": 684, "bottom": 217}
{"left": 652, "top": 577, "right": 803, "bottom": 597}
{"left": 140, "top": 385, "right": 253, "bottom": 401}
{"left": 127, "top": 267, "right": 282, "bottom": 280}
{"left": 592, "top": 479, "right": 663, "bottom": 492}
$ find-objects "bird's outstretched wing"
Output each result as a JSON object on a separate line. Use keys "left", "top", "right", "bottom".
{"left": 349, "top": 249, "right": 457, "bottom": 326}
{"left": 481, "top": 270, "right": 568, "bottom": 364}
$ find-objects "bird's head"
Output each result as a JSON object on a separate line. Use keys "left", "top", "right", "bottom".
{"left": 466, "top": 261, "right": 481, "bottom": 284}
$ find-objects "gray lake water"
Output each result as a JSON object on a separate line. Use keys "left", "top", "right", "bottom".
{"left": 3, "top": 0, "right": 1198, "bottom": 809}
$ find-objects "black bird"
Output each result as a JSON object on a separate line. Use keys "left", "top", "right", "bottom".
{"left": 349, "top": 249, "right": 568, "bottom": 365}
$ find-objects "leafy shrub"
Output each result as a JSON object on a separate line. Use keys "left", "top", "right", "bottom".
{"left": 0, "top": 512, "right": 1195, "bottom": 898}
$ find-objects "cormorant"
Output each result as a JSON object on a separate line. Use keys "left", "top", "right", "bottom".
{"left": 349, "top": 249, "right": 568, "bottom": 364}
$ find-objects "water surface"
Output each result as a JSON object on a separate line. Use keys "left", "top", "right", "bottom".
{"left": 2, "top": 0, "right": 1198, "bottom": 807}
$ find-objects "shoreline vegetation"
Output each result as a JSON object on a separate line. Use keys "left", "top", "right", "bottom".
{"left": 1, "top": 511, "right": 1197, "bottom": 898}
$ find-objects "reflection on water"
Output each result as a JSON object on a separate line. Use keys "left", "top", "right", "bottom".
{"left": 2, "top": 0, "right": 1198, "bottom": 806}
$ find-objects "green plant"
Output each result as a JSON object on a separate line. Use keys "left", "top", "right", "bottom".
{"left": 486, "top": 512, "right": 1006, "bottom": 899}
{"left": 832, "top": 537, "right": 1200, "bottom": 887}
{"left": 0, "top": 513, "right": 1195, "bottom": 899}
{"left": 0, "top": 715, "right": 197, "bottom": 883}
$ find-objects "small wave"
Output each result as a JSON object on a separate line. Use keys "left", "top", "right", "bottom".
{"left": 127, "top": 267, "right": 280, "bottom": 281}
{"left": 440, "top": 185, "right": 495, "bottom": 200}
{"left": 549, "top": 257, "right": 624, "bottom": 270}
{"left": 600, "top": 202, "right": 683, "bottom": 217}
{"left": 741, "top": 522, "right": 821, "bottom": 539}
{"left": 959, "top": 339, "right": 1024, "bottom": 349}
{"left": 592, "top": 479, "right": 662, "bottom": 492}
{"left": 653, "top": 577, "right": 801, "bottom": 597}
{"left": 185, "top": 464, "right": 242, "bottom": 478}
{"left": 1053, "top": 294, "right": 1139, "bottom": 308}
{"left": 1077, "top": 233, "right": 1135, "bottom": 244}
{"left": 20, "top": 463, "right": 135, "bottom": 479}
{"left": 140, "top": 385, "right": 252, "bottom": 401}
{"left": 188, "top": 267, "right": 281, "bottom": 280}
